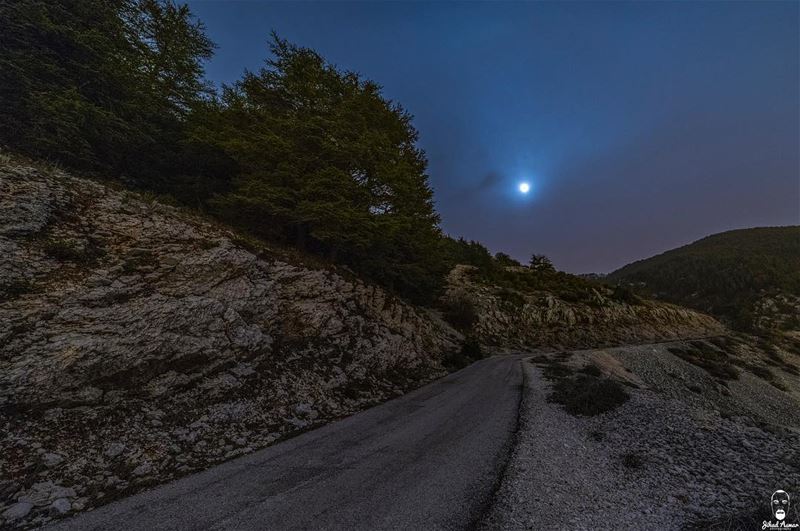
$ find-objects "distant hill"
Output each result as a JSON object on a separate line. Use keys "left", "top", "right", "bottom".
{"left": 608, "top": 227, "right": 800, "bottom": 331}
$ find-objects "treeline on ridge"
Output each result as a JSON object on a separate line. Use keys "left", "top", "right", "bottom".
{"left": 608, "top": 227, "right": 800, "bottom": 331}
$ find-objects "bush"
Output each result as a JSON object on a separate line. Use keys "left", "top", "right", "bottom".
{"left": 43, "top": 238, "right": 103, "bottom": 263}
{"left": 443, "top": 335, "right": 485, "bottom": 371}
{"left": 0, "top": 279, "right": 36, "bottom": 300}
{"left": 441, "top": 291, "right": 478, "bottom": 331}
{"left": 621, "top": 452, "right": 645, "bottom": 469}
{"left": 580, "top": 364, "right": 603, "bottom": 377}
{"left": 43, "top": 239, "right": 86, "bottom": 262}
{"left": 496, "top": 288, "right": 525, "bottom": 308}
{"left": 548, "top": 373, "right": 630, "bottom": 416}
{"left": 668, "top": 343, "right": 739, "bottom": 381}
{"left": 612, "top": 285, "right": 642, "bottom": 305}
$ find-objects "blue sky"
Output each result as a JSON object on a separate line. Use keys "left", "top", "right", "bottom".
{"left": 187, "top": 0, "right": 799, "bottom": 272}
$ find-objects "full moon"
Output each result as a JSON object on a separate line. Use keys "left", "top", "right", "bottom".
{"left": 518, "top": 182, "right": 530, "bottom": 194}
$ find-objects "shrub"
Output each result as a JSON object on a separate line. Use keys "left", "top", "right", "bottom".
{"left": 549, "top": 373, "right": 630, "bottom": 416}
{"left": 669, "top": 343, "right": 739, "bottom": 381}
{"left": 612, "top": 285, "right": 642, "bottom": 305}
{"left": 621, "top": 452, "right": 645, "bottom": 469}
{"left": 43, "top": 239, "right": 86, "bottom": 261}
{"left": 580, "top": 364, "right": 603, "bottom": 377}
{"left": 496, "top": 288, "right": 525, "bottom": 308}
{"left": 441, "top": 291, "right": 478, "bottom": 331}
{"left": 443, "top": 335, "right": 485, "bottom": 371}
{"left": 0, "top": 279, "right": 36, "bottom": 300}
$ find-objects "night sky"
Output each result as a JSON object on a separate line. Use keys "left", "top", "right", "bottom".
{"left": 187, "top": 1, "right": 799, "bottom": 273}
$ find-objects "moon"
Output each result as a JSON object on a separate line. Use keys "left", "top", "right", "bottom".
{"left": 518, "top": 182, "right": 530, "bottom": 194}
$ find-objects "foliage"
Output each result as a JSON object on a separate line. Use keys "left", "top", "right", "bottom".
{"left": 441, "top": 290, "right": 478, "bottom": 331}
{"left": 529, "top": 254, "right": 554, "bottom": 272}
{"left": 667, "top": 343, "right": 739, "bottom": 382}
{"left": 543, "top": 361, "right": 630, "bottom": 417}
{"left": 496, "top": 288, "right": 526, "bottom": 308}
{"left": 438, "top": 237, "right": 495, "bottom": 273}
{"left": 443, "top": 335, "right": 485, "bottom": 371}
{"left": 198, "top": 35, "right": 445, "bottom": 303}
{"left": 494, "top": 252, "right": 521, "bottom": 267}
{"left": 611, "top": 285, "right": 642, "bottom": 305}
{"left": 42, "top": 238, "right": 104, "bottom": 263}
{"left": 535, "top": 355, "right": 630, "bottom": 416}
{"left": 0, "top": 0, "right": 227, "bottom": 200}
{"left": 2, "top": 3, "right": 645, "bottom": 308}
{"left": 468, "top": 264, "right": 603, "bottom": 306}
{"left": 609, "top": 227, "right": 800, "bottom": 330}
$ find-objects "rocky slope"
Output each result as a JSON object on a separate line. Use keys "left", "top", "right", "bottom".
{"left": 0, "top": 159, "right": 458, "bottom": 528}
{"left": 0, "top": 156, "right": 730, "bottom": 528}
{"left": 445, "top": 265, "right": 724, "bottom": 349}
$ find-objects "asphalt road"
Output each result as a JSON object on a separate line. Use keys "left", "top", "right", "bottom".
{"left": 51, "top": 355, "right": 526, "bottom": 531}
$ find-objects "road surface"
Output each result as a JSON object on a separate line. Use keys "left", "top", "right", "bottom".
{"left": 51, "top": 355, "right": 527, "bottom": 530}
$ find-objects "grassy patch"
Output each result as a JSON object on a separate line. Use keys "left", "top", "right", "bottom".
{"left": 43, "top": 237, "right": 104, "bottom": 263}
{"left": 534, "top": 354, "right": 630, "bottom": 417}
{"left": 549, "top": 374, "right": 630, "bottom": 416}
{"left": 495, "top": 287, "right": 525, "bottom": 308}
{"left": 668, "top": 342, "right": 739, "bottom": 381}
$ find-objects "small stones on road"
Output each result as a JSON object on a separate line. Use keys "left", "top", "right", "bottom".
{"left": 49, "top": 498, "right": 71, "bottom": 515}
{"left": 104, "top": 443, "right": 126, "bottom": 459}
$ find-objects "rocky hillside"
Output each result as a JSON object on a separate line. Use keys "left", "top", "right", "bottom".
{"left": 608, "top": 226, "right": 800, "bottom": 332}
{"left": 0, "top": 158, "right": 458, "bottom": 527}
{"left": 444, "top": 265, "right": 723, "bottom": 349}
{"left": 0, "top": 157, "right": 730, "bottom": 528}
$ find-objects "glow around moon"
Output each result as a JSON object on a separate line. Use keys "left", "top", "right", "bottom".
{"left": 518, "top": 182, "right": 531, "bottom": 194}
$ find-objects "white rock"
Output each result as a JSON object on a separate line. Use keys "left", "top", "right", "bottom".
{"left": 2, "top": 502, "right": 33, "bottom": 520}
{"left": 132, "top": 463, "right": 152, "bottom": 476}
{"left": 49, "top": 498, "right": 71, "bottom": 515}
{"left": 104, "top": 442, "right": 126, "bottom": 458}
{"left": 42, "top": 453, "right": 63, "bottom": 467}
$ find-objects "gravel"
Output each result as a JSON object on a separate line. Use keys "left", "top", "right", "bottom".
{"left": 481, "top": 343, "right": 800, "bottom": 530}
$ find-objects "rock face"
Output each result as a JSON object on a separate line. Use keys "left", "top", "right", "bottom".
{"left": 753, "top": 293, "right": 800, "bottom": 333}
{"left": 445, "top": 265, "right": 724, "bottom": 349}
{"left": 0, "top": 160, "right": 457, "bottom": 527}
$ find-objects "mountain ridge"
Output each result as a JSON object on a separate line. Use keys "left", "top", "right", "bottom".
{"left": 608, "top": 226, "right": 800, "bottom": 332}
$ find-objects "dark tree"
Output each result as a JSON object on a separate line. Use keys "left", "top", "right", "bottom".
{"left": 529, "top": 254, "right": 555, "bottom": 272}
{"left": 494, "top": 252, "right": 521, "bottom": 267}
{"left": 0, "top": 0, "right": 217, "bottom": 195}
{"left": 200, "top": 35, "right": 445, "bottom": 303}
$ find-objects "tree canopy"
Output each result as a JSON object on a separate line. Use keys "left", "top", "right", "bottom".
{"left": 0, "top": 0, "right": 223, "bottom": 196}
{"left": 0, "top": 3, "right": 539, "bottom": 305}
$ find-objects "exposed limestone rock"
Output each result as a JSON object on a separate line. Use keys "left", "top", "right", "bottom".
{"left": 445, "top": 265, "right": 724, "bottom": 349}
{"left": 0, "top": 160, "right": 457, "bottom": 527}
